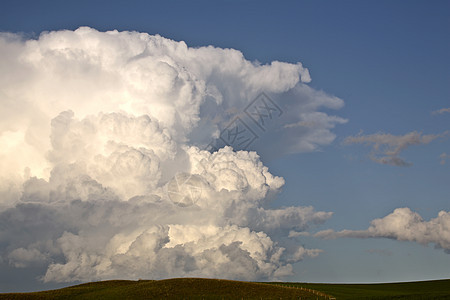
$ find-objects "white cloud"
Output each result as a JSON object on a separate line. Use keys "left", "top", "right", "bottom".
{"left": 344, "top": 131, "right": 445, "bottom": 166}
{"left": 432, "top": 107, "right": 450, "bottom": 115}
{"left": 316, "top": 208, "right": 450, "bottom": 253}
{"left": 0, "top": 27, "right": 342, "bottom": 284}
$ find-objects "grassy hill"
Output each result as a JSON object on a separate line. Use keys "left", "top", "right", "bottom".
{"left": 1, "top": 278, "right": 450, "bottom": 299}
{"left": 0, "top": 278, "right": 327, "bottom": 299}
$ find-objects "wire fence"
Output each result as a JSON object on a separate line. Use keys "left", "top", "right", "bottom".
{"left": 271, "top": 283, "right": 336, "bottom": 300}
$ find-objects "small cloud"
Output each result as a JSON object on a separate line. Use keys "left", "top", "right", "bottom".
{"left": 432, "top": 108, "right": 450, "bottom": 115}
{"left": 316, "top": 208, "right": 450, "bottom": 253}
{"left": 343, "top": 131, "right": 446, "bottom": 167}
{"left": 440, "top": 153, "right": 448, "bottom": 165}
{"left": 284, "top": 121, "right": 317, "bottom": 129}
{"left": 288, "top": 230, "right": 310, "bottom": 238}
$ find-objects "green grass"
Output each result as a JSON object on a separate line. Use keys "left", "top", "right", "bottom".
{"left": 1, "top": 278, "right": 449, "bottom": 299}
{"left": 0, "top": 278, "right": 326, "bottom": 299}
{"left": 270, "top": 279, "right": 450, "bottom": 299}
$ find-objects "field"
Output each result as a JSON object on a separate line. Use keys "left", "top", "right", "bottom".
{"left": 1, "top": 278, "right": 449, "bottom": 299}
{"left": 273, "top": 279, "right": 450, "bottom": 299}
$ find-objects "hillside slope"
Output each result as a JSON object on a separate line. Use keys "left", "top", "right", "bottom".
{"left": 0, "top": 278, "right": 327, "bottom": 299}
{"left": 2, "top": 278, "right": 450, "bottom": 299}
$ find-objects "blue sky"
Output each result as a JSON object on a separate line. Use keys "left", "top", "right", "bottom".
{"left": 1, "top": 0, "right": 449, "bottom": 290}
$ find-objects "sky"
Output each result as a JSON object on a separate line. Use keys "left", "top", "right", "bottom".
{"left": 0, "top": 0, "right": 449, "bottom": 292}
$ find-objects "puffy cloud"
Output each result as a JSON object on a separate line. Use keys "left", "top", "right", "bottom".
{"left": 8, "top": 247, "right": 48, "bottom": 268}
{"left": 42, "top": 225, "right": 290, "bottom": 282}
{"left": 344, "top": 131, "right": 445, "bottom": 166}
{"left": 0, "top": 27, "right": 341, "bottom": 285}
{"left": 316, "top": 208, "right": 450, "bottom": 253}
{"left": 1, "top": 162, "right": 330, "bottom": 282}
{"left": 0, "top": 27, "right": 345, "bottom": 189}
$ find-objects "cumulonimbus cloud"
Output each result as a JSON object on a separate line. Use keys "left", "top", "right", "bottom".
{"left": 315, "top": 208, "right": 450, "bottom": 253}
{"left": 343, "top": 131, "right": 445, "bottom": 167}
{"left": 0, "top": 27, "right": 343, "bottom": 284}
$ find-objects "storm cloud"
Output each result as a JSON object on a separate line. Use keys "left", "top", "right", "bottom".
{"left": 0, "top": 27, "right": 343, "bottom": 284}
